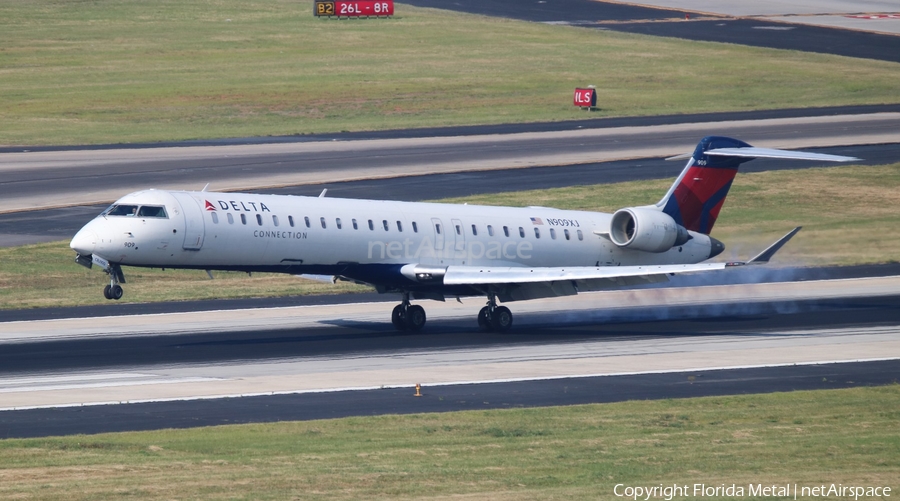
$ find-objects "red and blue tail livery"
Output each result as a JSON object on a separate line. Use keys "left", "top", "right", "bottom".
{"left": 659, "top": 136, "right": 857, "bottom": 235}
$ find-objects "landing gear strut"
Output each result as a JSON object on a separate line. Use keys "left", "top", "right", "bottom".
{"left": 102, "top": 264, "right": 125, "bottom": 301}
{"left": 477, "top": 292, "right": 513, "bottom": 332}
{"left": 391, "top": 292, "right": 426, "bottom": 331}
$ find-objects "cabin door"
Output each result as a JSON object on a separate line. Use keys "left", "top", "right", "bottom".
{"left": 171, "top": 192, "right": 206, "bottom": 250}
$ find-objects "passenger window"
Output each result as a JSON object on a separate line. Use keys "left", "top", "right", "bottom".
{"left": 211, "top": 212, "right": 219, "bottom": 224}
{"left": 320, "top": 217, "right": 326, "bottom": 229}
{"left": 396, "top": 221, "right": 403, "bottom": 232}
{"left": 503, "top": 226, "right": 509, "bottom": 237}
{"left": 241, "top": 214, "right": 247, "bottom": 225}
{"left": 412, "top": 221, "right": 418, "bottom": 233}
{"left": 519, "top": 227, "right": 525, "bottom": 238}
{"left": 305, "top": 216, "right": 310, "bottom": 228}
{"left": 534, "top": 227, "right": 541, "bottom": 239}
{"left": 383, "top": 220, "right": 389, "bottom": 231}
{"left": 487, "top": 225, "right": 494, "bottom": 237}
{"left": 138, "top": 206, "right": 167, "bottom": 218}
{"left": 273, "top": 215, "right": 279, "bottom": 227}
{"left": 368, "top": 219, "right": 374, "bottom": 231}
{"left": 436, "top": 224, "right": 442, "bottom": 235}
{"left": 455, "top": 224, "right": 461, "bottom": 235}
{"left": 577, "top": 230, "right": 584, "bottom": 241}
{"left": 336, "top": 218, "right": 342, "bottom": 229}
{"left": 471, "top": 224, "right": 477, "bottom": 236}
{"left": 352, "top": 218, "right": 358, "bottom": 230}
{"left": 289, "top": 216, "right": 295, "bottom": 227}
{"left": 550, "top": 228, "right": 556, "bottom": 240}
{"left": 256, "top": 214, "right": 263, "bottom": 226}
{"left": 564, "top": 229, "right": 570, "bottom": 240}
{"left": 227, "top": 213, "right": 234, "bottom": 225}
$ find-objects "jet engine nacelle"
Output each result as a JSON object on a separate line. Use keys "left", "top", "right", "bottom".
{"left": 609, "top": 207, "right": 691, "bottom": 253}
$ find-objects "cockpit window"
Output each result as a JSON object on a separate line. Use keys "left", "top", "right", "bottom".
{"left": 104, "top": 204, "right": 139, "bottom": 216}
{"left": 103, "top": 204, "right": 168, "bottom": 218}
{"left": 138, "top": 205, "right": 168, "bottom": 218}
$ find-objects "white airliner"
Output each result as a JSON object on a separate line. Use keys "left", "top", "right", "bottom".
{"left": 70, "top": 136, "right": 857, "bottom": 332}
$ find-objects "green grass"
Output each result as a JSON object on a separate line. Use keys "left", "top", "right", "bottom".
{"left": 1, "top": 163, "right": 898, "bottom": 311}
{"left": 1, "top": 385, "right": 897, "bottom": 500}
{"left": 1, "top": 0, "right": 899, "bottom": 145}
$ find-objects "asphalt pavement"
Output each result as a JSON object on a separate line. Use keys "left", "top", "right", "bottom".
{"left": 401, "top": 0, "right": 900, "bottom": 63}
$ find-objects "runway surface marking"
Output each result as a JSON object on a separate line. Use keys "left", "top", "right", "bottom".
{"left": 2, "top": 276, "right": 898, "bottom": 410}
{"left": 2, "top": 113, "right": 898, "bottom": 213}
{"left": 0, "top": 374, "right": 223, "bottom": 395}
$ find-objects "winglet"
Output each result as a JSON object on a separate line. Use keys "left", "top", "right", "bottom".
{"left": 747, "top": 227, "right": 802, "bottom": 264}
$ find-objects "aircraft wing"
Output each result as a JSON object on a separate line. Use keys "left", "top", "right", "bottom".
{"left": 438, "top": 227, "right": 801, "bottom": 302}
{"left": 440, "top": 262, "right": 729, "bottom": 301}
{"left": 443, "top": 261, "right": 729, "bottom": 286}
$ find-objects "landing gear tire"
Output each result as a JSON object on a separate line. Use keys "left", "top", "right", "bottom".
{"left": 101, "top": 264, "right": 125, "bottom": 301}
{"left": 391, "top": 293, "right": 426, "bottom": 332}
{"left": 489, "top": 306, "right": 513, "bottom": 332}
{"left": 477, "top": 306, "right": 492, "bottom": 332}
{"left": 406, "top": 305, "right": 426, "bottom": 331}
{"left": 391, "top": 304, "right": 407, "bottom": 331}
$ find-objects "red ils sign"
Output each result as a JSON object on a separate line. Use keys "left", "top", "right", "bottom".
{"left": 574, "top": 87, "right": 596, "bottom": 108}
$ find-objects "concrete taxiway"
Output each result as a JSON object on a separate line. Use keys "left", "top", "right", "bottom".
{"left": 2, "top": 112, "right": 898, "bottom": 214}
{"left": 602, "top": 0, "right": 900, "bottom": 35}
{"left": 404, "top": 0, "right": 900, "bottom": 62}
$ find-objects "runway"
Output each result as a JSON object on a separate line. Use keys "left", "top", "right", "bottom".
{"left": 1, "top": 275, "right": 899, "bottom": 437}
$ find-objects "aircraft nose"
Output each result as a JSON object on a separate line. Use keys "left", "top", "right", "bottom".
{"left": 70, "top": 227, "right": 98, "bottom": 255}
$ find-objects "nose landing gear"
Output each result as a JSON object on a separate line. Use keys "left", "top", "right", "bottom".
{"left": 391, "top": 292, "right": 426, "bottom": 331}
{"left": 101, "top": 264, "right": 126, "bottom": 301}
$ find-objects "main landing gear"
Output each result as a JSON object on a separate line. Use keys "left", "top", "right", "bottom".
{"left": 392, "top": 292, "right": 426, "bottom": 332}
{"left": 477, "top": 292, "right": 513, "bottom": 332}
{"left": 101, "top": 264, "right": 126, "bottom": 301}
{"left": 389, "top": 291, "right": 513, "bottom": 333}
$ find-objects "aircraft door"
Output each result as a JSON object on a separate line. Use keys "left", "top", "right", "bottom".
{"left": 431, "top": 218, "right": 444, "bottom": 252}
{"left": 451, "top": 218, "right": 465, "bottom": 252}
{"left": 170, "top": 192, "right": 205, "bottom": 250}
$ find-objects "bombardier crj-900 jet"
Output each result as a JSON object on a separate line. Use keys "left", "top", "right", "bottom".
{"left": 70, "top": 136, "right": 857, "bottom": 332}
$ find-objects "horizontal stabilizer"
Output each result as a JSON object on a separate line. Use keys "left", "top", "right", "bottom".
{"left": 705, "top": 147, "right": 859, "bottom": 162}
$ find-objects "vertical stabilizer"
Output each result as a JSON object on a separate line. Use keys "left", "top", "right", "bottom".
{"left": 658, "top": 136, "right": 752, "bottom": 235}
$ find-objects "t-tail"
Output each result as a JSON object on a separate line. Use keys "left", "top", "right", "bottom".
{"left": 657, "top": 136, "right": 859, "bottom": 235}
